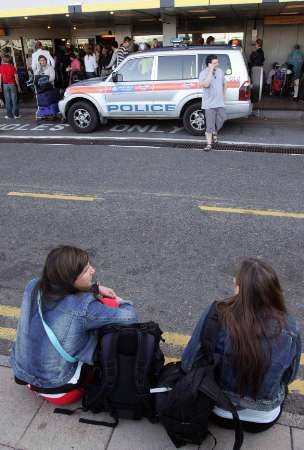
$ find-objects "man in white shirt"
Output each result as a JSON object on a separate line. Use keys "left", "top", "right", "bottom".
{"left": 32, "top": 42, "right": 55, "bottom": 73}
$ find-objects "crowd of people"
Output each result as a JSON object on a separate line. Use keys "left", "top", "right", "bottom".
{"left": 9, "top": 246, "right": 301, "bottom": 434}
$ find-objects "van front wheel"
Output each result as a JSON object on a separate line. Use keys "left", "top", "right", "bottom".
{"left": 183, "top": 103, "right": 206, "bottom": 136}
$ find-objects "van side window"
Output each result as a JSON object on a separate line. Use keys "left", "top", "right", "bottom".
{"left": 158, "top": 55, "right": 196, "bottom": 80}
{"left": 198, "top": 54, "right": 232, "bottom": 75}
{"left": 118, "top": 57, "right": 154, "bottom": 81}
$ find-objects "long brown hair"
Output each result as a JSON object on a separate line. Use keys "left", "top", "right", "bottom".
{"left": 217, "top": 258, "right": 287, "bottom": 399}
{"left": 36, "top": 246, "right": 90, "bottom": 302}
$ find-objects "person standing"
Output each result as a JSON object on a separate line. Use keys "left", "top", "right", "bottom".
{"left": 199, "top": 54, "right": 226, "bottom": 152}
{"left": 32, "top": 41, "right": 55, "bottom": 73}
{"left": 116, "top": 37, "right": 131, "bottom": 66}
{"left": 287, "top": 44, "right": 304, "bottom": 101}
{"left": 84, "top": 46, "right": 97, "bottom": 79}
{"left": 249, "top": 39, "right": 265, "bottom": 102}
{"left": 0, "top": 54, "right": 22, "bottom": 119}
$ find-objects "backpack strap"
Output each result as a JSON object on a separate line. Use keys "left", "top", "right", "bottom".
{"left": 200, "top": 301, "right": 220, "bottom": 364}
{"left": 199, "top": 374, "right": 243, "bottom": 450}
{"left": 37, "top": 290, "right": 77, "bottom": 364}
{"left": 134, "top": 330, "right": 156, "bottom": 420}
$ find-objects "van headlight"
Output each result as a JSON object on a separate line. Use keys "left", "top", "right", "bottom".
{"left": 64, "top": 88, "right": 71, "bottom": 98}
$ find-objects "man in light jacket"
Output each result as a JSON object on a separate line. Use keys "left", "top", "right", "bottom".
{"left": 32, "top": 41, "right": 55, "bottom": 73}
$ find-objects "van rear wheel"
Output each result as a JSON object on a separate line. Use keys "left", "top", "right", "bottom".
{"left": 67, "top": 101, "right": 99, "bottom": 133}
{"left": 183, "top": 103, "right": 206, "bottom": 136}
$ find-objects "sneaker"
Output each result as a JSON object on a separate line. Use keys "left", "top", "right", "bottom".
{"left": 212, "top": 134, "right": 218, "bottom": 144}
{"left": 14, "top": 115, "right": 20, "bottom": 119}
{"left": 4, "top": 115, "right": 10, "bottom": 119}
{"left": 203, "top": 144, "right": 212, "bottom": 152}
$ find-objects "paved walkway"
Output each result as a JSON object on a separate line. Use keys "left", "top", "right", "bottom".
{"left": 0, "top": 364, "right": 303, "bottom": 450}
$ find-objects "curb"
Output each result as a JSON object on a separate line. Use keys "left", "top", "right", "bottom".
{"left": 1, "top": 354, "right": 303, "bottom": 429}
{"left": 0, "top": 134, "right": 304, "bottom": 154}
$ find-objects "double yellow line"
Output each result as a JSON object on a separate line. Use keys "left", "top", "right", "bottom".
{"left": 1, "top": 303, "right": 303, "bottom": 394}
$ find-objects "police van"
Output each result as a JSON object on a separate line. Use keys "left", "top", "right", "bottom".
{"left": 59, "top": 45, "right": 252, "bottom": 135}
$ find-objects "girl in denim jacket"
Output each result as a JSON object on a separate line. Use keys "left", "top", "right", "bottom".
{"left": 182, "top": 258, "right": 301, "bottom": 432}
{"left": 10, "top": 246, "right": 138, "bottom": 405}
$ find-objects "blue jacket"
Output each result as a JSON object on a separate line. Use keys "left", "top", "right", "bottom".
{"left": 10, "top": 279, "right": 138, "bottom": 388}
{"left": 181, "top": 304, "right": 301, "bottom": 411}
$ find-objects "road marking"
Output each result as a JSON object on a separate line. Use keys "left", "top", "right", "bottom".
{"left": 0, "top": 304, "right": 303, "bottom": 394}
{"left": 0, "top": 327, "right": 16, "bottom": 341}
{"left": 7, "top": 192, "right": 96, "bottom": 202}
{"left": 199, "top": 205, "right": 304, "bottom": 220}
{"left": 163, "top": 332, "right": 190, "bottom": 347}
{"left": 0, "top": 305, "right": 20, "bottom": 319}
{"left": 289, "top": 379, "right": 304, "bottom": 394}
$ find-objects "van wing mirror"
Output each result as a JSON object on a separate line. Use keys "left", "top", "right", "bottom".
{"left": 112, "top": 72, "right": 123, "bottom": 82}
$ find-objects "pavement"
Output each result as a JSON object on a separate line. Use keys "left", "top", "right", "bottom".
{"left": 0, "top": 360, "right": 304, "bottom": 450}
{"left": 0, "top": 108, "right": 303, "bottom": 149}
{"left": 1, "top": 141, "right": 304, "bottom": 449}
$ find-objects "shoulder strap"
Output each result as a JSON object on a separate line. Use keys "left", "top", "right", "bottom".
{"left": 37, "top": 291, "right": 77, "bottom": 364}
{"left": 200, "top": 301, "right": 220, "bottom": 364}
{"left": 198, "top": 372, "right": 243, "bottom": 450}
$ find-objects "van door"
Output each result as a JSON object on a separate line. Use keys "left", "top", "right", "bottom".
{"left": 105, "top": 56, "right": 156, "bottom": 117}
{"left": 153, "top": 54, "right": 197, "bottom": 117}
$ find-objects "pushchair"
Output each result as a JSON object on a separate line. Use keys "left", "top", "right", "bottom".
{"left": 27, "top": 74, "right": 60, "bottom": 120}
{"left": 270, "top": 63, "right": 293, "bottom": 96}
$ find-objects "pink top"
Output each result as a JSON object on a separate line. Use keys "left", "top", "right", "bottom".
{"left": 70, "top": 59, "right": 81, "bottom": 71}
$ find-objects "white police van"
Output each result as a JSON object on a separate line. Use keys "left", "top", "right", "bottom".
{"left": 59, "top": 45, "right": 252, "bottom": 135}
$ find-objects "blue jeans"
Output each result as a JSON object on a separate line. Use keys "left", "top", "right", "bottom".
{"left": 3, "top": 84, "right": 19, "bottom": 117}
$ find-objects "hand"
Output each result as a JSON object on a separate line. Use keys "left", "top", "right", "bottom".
{"left": 98, "top": 285, "right": 117, "bottom": 299}
{"left": 18, "top": 88, "right": 22, "bottom": 94}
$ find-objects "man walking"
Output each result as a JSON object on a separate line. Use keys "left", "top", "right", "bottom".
{"left": 199, "top": 54, "right": 226, "bottom": 151}
{"left": 0, "top": 54, "right": 22, "bottom": 119}
{"left": 116, "top": 37, "right": 131, "bottom": 66}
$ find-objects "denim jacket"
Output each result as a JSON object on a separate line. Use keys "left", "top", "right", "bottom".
{"left": 10, "top": 279, "right": 138, "bottom": 389}
{"left": 181, "top": 304, "right": 301, "bottom": 411}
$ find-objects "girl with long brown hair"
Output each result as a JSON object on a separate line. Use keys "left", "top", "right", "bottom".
{"left": 182, "top": 258, "right": 301, "bottom": 432}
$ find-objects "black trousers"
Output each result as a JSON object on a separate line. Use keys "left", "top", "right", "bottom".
{"left": 211, "top": 405, "right": 282, "bottom": 433}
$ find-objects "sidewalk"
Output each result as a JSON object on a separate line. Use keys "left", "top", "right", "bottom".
{"left": 0, "top": 108, "right": 303, "bottom": 149}
{"left": 0, "top": 364, "right": 303, "bottom": 450}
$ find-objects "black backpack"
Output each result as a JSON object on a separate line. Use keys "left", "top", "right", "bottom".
{"left": 55, "top": 322, "right": 164, "bottom": 427}
{"left": 155, "top": 302, "right": 244, "bottom": 449}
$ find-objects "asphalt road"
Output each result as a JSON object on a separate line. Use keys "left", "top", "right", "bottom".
{"left": 0, "top": 142, "right": 303, "bottom": 412}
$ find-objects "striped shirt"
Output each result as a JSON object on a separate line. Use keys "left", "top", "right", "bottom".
{"left": 116, "top": 45, "right": 129, "bottom": 66}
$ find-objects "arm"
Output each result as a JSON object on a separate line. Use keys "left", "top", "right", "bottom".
{"left": 48, "top": 66, "right": 55, "bottom": 83}
{"left": 181, "top": 304, "right": 213, "bottom": 372}
{"left": 49, "top": 53, "right": 55, "bottom": 68}
{"left": 84, "top": 296, "right": 138, "bottom": 330}
{"left": 199, "top": 67, "right": 213, "bottom": 88}
{"left": 14, "top": 72, "right": 22, "bottom": 93}
{"left": 106, "top": 51, "right": 117, "bottom": 69}
{"left": 286, "top": 330, "right": 302, "bottom": 384}
{"left": 0, "top": 73, "right": 2, "bottom": 90}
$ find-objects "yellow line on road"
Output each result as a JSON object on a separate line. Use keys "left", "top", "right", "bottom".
{"left": 7, "top": 192, "right": 96, "bottom": 202}
{"left": 0, "top": 305, "right": 20, "bottom": 319}
{"left": 289, "top": 379, "right": 304, "bottom": 394}
{"left": 199, "top": 205, "right": 304, "bottom": 219}
{"left": 163, "top": 332, "right": 190, "bottom": 347}
{"left": 0, "top": 327, "right": 16, "bottom": 341}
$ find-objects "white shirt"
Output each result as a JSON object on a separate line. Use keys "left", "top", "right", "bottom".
{"left": 84, "top": 54, "right": 97, "bottom": 73}
{"left": 32, "top": 49, "right": 55, "bottom": 73}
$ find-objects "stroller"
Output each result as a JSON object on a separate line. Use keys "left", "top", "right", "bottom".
{"left": 27, "top": 74, "right": 60, "bottom": 119}
{"left": 269, "top": 63, "right": 293, "bottom": 96}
